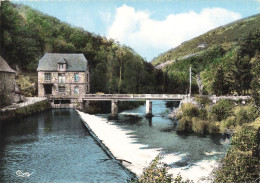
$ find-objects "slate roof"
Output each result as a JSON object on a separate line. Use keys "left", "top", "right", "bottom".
{"left": 57, "top": 58, "right": 67, "bottom": 64}
{"left": 0, "top": 56, "right": 16, "bottom": 73}
{"left": 37, "top": 53, "right": 88, "bottom": 71}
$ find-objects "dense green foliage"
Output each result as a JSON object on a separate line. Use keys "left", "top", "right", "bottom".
{"left": 214, "top": 125, "right": 259, "bottom": 182}
{"left": 220, "top": 104, "right": 259, "bottom": 130}
{"left": 152, "top": 13, "right": 260, "bottom": 95}
{"left": 177, "top": 102, "right": 219, "bottom": 133}
{"left": 211, "top": 99, "right": 234, "bottom": 121}
{"left": 16, "top": 73, "right": 38, "bottom": 96}
{"left": 0, "top": 2, "right": 166, "bottom": 94}
{"left": 177, "top": 98, "right": 259, "bottom": 133}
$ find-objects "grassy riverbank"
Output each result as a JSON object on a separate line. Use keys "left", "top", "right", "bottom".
{"left": 0, "top": 99, "right": 50, "bottom": 121}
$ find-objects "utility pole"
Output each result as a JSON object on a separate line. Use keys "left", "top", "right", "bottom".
{"left": 189, "top": 66, "right": 191, "bottom": 99}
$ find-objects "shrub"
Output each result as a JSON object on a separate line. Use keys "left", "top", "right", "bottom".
{"left": 207, "top": 121, "right": 220, "bottom": 133}
{"left": 138, "top": 156, "right": 172, "bottom": 183}
{"left": 245, "top": 105, "right": 259, "bottom": 122}
{"left": 211, "top": 99, "right": 234, "bottom": 121}
{"left": 178, "top": 103, "right": 200, "bottom": 118}
{"left": 16, "top": 74, "right": 37, "bottom": 97}
{"left": 214, "top": 149, "right": 259, "bottom": 183}
{"left": 178, "top": 116, "right": 192, "bottom": 132}
{"left": 234, "top": 107, "right": 249, "bottom": 125}
{"left": 214, "top": 125, "right": 259, "bottom": 182}
{"left": 233, "top": 105, "right": 259, "bottom": 126}
{"left": 231, "top": 126, "right": 258, "bottom": 151}
{"left": 222, "top": 116, "right": 236, "bottom": 129}
{"left": 194, "top": 95, "right": 211, "bottom": 108}
{"left": 198, "top": 108, "right": 208, "bottom": 119}
{"left": 138, "top": 156, "right": 193, "bottom": 183}
{"left": 191, "top": 117, "right": 208, "bottom": 133}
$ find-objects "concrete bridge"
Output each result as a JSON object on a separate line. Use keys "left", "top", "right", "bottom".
{"left": 82, "top": 94, "right": 186, "bottom": 117}
{"left": 49, "top": 94, "right": 251, "bottom": 117}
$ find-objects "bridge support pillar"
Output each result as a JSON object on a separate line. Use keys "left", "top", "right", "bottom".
{"left": 82, "top": 100, "right": 89, "bottom": 110}
{"left": 111, "top": 100, "right": 118, "bottom": 117}
{"left": 146, "top": 100, "right": 152, "bottom": 117}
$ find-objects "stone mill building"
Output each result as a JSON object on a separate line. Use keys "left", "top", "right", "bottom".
{"left": 0, "top": 56, "right": 16, "bottom": 107}
{"left": 37, "top": 53, "right": 90, "bottom": 108}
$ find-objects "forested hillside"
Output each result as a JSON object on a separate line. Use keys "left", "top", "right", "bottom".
{"left": 151, "top": 14, "right": 260, "bottom": 99}
{"left": 0, "top": 2, "right": 165, "bottom": 94}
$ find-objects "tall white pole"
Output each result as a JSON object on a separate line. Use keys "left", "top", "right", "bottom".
{"left": 189, "top": 66, "right": 191, "bottom": 99}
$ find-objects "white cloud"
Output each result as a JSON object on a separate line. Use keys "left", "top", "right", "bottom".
{"left": 107, "top": 5, "right": 241, "bottom": 61}
{"left": 255, "top": 0, "right": 260, "bottom": 10}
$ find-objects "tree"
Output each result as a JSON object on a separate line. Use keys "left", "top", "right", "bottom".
{"left": 115, "top": 46, "right": 131, "bottom": 93}
{"left": 212, "top": 66, "right": 230, "bottom": 96}
{"left": 227, "top": 53, "right": 252, "bottom": 95}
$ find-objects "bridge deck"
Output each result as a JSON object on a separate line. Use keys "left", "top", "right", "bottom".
{"left": 82, "top": 94, "right": 186, "bottom": 101}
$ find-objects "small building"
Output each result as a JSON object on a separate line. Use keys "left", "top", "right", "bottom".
{"left": 37, "top": 53, "right": 90, "bottom": 108}
{"left": 0, "top": 56, "right": 16, "bottom": 107}
{"left": 197, "top": 43, "right": 207, "bottom": 49}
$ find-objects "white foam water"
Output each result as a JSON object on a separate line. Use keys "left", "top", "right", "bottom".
{"left": 77, "top": 110, "right": 221, "bottom": 182}
{"left": 77, "top": 110, "right": 161, "bottom": 176}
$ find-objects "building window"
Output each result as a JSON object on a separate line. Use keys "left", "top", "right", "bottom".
{"left": 74, "top": 86, "right": 79, "bottom": 94}
{"left": 58, "top": 86, "right": 65, "bottom": 92}
{"left": 74, "top": 73, "right": 79, "bottom": 82}
{"left": 86, "top": 73, "right": 89, "bottom": 82}
{"left": 59, "top": 64, "right": 63, "bottom": 69}
{"left": 44, "top": 73, "right": 51, "bottom": 81}
{"left": 58, "top": 74, "right": 65, "bottom": 84}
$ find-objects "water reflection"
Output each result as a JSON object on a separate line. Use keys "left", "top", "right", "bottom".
{"left": 0, "top": 109, "right": 129, "bottom": 183}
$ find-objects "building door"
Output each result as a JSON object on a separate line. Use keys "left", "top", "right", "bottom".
{"left": 44, "top": 84, "right": 52, "bottom": 95}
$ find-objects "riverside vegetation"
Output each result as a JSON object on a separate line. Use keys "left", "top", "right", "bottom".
{"left": 0, "top": 100, "right": 50, "bottom": 121}
{"left": 137, "top": 156, "right": 192, "bottom": 183}
{"left": 137, "top": 97, "right": 260, "bottom": 183}
{"left": 149, "top": 13, "right": 260, "bottom": 182}
{"left": 1, "top": 1, "right": 260, "bottom": 182}
{"left": 174, "top": 96, "right": 260, "bottom": 182}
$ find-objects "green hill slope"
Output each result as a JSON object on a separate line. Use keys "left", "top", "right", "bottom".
{"left": 152, "top": 14, "right": 260, "bottom": 67}
{"left": 0, "top": 2, "right": 165, "bottom": 94}
{"left": 151, "top": 14, "right": 260, "bottom": 98}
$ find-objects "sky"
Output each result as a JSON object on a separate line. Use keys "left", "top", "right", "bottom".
{"left": 15, "top": 0, "right": 260, "bottom": 61}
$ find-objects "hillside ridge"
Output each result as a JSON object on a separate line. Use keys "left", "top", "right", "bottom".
{"left": 152, "top": 13, "right": 260, "bottom": 67}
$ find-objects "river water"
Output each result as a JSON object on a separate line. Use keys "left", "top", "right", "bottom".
{"left": 0, "top": 109, "right": 129, "bottom": 183}
{"left": 114, "top": 101, "right": 230, "bottom": 181}
{"left": 0, "top": 101, "right": 230, "bottom": 182}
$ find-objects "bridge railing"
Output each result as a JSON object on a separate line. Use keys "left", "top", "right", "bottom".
{"left": 83, "top": 94, "right": 185, "bottom": 99}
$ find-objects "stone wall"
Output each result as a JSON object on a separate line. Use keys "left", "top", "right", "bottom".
{"left": 38, "top": 71, "right": 90, "bottom": 97}
{"left": 0, "top": 72, "right": 16, "bottom": 106}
